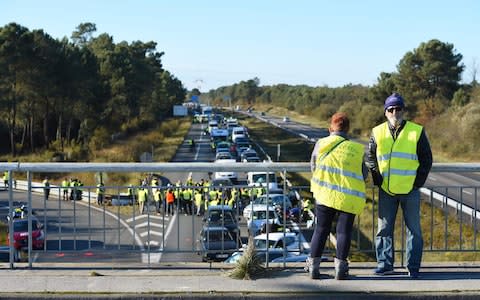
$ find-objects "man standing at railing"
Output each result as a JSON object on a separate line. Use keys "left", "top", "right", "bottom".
{"left": 367, "top": 93, "right": 432, "bottom": 279}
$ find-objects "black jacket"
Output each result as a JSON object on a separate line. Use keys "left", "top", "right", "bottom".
{"left": 366, "top": 120, "right": 433, "bottom": 190}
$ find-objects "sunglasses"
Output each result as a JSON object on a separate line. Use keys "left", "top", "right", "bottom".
{"left": 386, "top": 106, "right": 403, "bottom": 113}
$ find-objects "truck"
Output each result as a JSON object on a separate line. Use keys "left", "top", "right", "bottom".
{"left": 173, "top": 105, "right": 188, "bottom": 116}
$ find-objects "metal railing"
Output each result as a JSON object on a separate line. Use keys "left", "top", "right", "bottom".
{"left": 1, "top": 162, "right": 479, "bottom": 269}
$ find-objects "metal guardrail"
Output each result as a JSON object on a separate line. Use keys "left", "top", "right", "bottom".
{"left": 1, "top": 162, "right": 479, "bottom": 269}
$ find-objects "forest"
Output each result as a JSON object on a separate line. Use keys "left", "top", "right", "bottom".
{"left": 0, "top": 22, "right": 186, "bottom": 159}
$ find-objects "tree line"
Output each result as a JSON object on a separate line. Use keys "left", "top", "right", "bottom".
{"left": 0, "top": 22, "right": 186, "bottom": 158}
{"left": 204, "top": 39, "right": 474, "bottom": 133}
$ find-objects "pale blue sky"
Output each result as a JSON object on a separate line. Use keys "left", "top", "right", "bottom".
{"left": 2, "top": 0, "right": 479, "bottom": 91}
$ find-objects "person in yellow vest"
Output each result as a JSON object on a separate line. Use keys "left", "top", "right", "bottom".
{"left": 208, "top": 188, "right": 219, "bottom": 206}
{"left": 96, "top": 182, "right": 105, "bottom": 205}
{"left": 194, "top": 189, "right": 203, "bottom": 216}
{"left": 3, "top": 171, "right": 9, "bottom": 188}
{"left": 182, "top": 188, "right": 193, "bottom": 215}
{"left": 137, "top": 187, "right": 148, "bottom": 214}
{"left": 153, "top": 188, "right": 162, "bottom": 214}
{"left": 307, "top": 112, "right": 367, "bottom": 280}
{"left": 367, "top": 93, "right": 432, "bottom": 279}
{"left": 61, "top": 178, "right": 69, "bottom": 201}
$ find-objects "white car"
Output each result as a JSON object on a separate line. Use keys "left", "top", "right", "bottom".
{"left": 246, "top": 204, "right": 280, "bottom": 236}
{"left": 253, "top": 231, "right": 310, "bottom": 254}
{"left": 214, "top": 159, "right": 238, "bottom": 182}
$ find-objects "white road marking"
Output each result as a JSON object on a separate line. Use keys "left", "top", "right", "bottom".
{"left": 146, "top": 240, "right": 159, "bottom": 246}
{"left": 140, "top": 230, "right": 163, "bottom": 237}
{"left": 135, "top": 222, "right": 164, "bottom": 229}
{"left": 429, "top": 176, "right": 437, "bottom": 181}
{"left": 127, "top": 214, "right": 168, "bottom": 223}
{"left": 463, "top": 190, "right": 473, "bottom": 195}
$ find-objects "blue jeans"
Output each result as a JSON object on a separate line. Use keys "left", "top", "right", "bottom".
{"left": 375, "top": 188, "right": 423, "bottom": 271}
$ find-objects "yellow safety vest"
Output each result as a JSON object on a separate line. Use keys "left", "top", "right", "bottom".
{"left": 310, "top": 135, "right": 366, "bottom": 215}
{"left": 373, "top": 121, "right": 422, "bottom": 195}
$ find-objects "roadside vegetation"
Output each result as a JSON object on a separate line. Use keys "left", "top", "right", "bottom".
{"left": 235, "top": 111, "right": 480, "bottom": 262}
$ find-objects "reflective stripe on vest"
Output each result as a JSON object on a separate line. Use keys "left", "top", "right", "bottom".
{"left": 310, "top": 135, "right": 366, "bottom": 215}
{"left": 373, "top": 121, "right": 422, "bottom": 195}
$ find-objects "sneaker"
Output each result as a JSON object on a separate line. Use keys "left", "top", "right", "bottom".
{"left": 373, "top": 266, "right": 395, "bottom": 276}
{"left": 408, "top": 270, "right": 420, "bottom": 279}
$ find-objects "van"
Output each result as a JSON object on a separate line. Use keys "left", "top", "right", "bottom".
{"left": 247, "top": 171, "right": 278, "bottom": 189}
{"left": 231, "top": 126, "right": 247, "bottom": 142}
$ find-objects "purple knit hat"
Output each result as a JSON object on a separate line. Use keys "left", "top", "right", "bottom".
{"left": 384, "top": 93, "right": 405, "bottom": 111}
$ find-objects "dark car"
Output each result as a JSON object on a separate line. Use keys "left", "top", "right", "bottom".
{"left": 204, "top": 205, "right": 240, "bottom": 244}
{"left": 198, "top": 226, "right": 238, "bottom": 262}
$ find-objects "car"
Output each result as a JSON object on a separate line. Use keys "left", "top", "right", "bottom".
{"left": 240, "top": 149, "right": 259, "bottom": 163}
{"left": 242, "top": 194, "right": 292, "bottom": 220}
{"left": 198, "top": 226, "right": 238, "bottom": 262}
{"left": 7, "top": 217, "right": 45, "bottom": 261}
{"left": 210, "top": 178, "right": 233, "bottom": 188}
{"left": 231, "top": 126, "right": 247, "bottom": 142}
{"left": 243, "top": 156, "right": 261, "bottom": 163}
{"left": 282, "top": 116, "right": 290, "bottom": 123}
{"left": 203, "top": 205, "right": 240, "bottom": 244}
{"left": 253, "top": 231, "right": 309, "bottom": 254}
{"left": 215, "top": 141, "right": 231, "bottom": 151}
{"left": 246, "top": 204, "right": 281, "bottom": 236}
{"left": 224, "top": 248, "right": 296, "bottom": 264}
{"left": 234, "top": 142, "right": 251, "bottom": 157}
{"left": 215, "top": 151, "right": 233, "bottom": 161}
{"left": 214, "top": 159, "right": 238, "bottom": 182}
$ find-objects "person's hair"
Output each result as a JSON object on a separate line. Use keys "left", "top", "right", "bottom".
{"left": 329, "top": 112, "right": 350, "bottom": 132}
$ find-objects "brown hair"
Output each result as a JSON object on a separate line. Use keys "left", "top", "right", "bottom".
{"left": 329, "top": 112, "right": 350, "bottom": 132}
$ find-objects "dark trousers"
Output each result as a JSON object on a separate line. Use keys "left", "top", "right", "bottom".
{"left": 310, "top": 204, "right": 356, "bottom": 260}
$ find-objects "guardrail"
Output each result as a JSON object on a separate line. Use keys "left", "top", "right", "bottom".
{"left": 1, "top": 162, "right": 480, "bottom": 270}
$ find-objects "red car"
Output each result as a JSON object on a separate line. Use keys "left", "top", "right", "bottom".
{"left": 7, "top": 218, "right": 45, "bottom": 252}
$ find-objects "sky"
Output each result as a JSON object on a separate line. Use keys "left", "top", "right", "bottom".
{"left": 1, "top": 0, "right": 479, "bottom": 92}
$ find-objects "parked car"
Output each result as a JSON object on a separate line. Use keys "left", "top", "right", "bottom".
{"left": 243, "top": 194, "right": 292, "bottom": 220}
{"left": 253, "top": 231, "right": 309, "bottom": 254}
{"left": 282, "top": 116, "right": 290, "bottom": 123}
{"left": 7, "top": 217, "right": 45, "bottom": 261}
{"left": 198, "top": 226, "right": 238, "bottom": 262}
{"left": 224, "top": 248, "right": 296, "bottom": 264}
{"left": 214, "top": 159, "right": 238, "bottom": 182}
{"left": 203, "top": 205, "right": 240, "bottom": 244}
{"left": 246, "top": 205, "right": 280, "bottom": 236}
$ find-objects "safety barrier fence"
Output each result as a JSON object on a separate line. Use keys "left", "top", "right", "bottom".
{"left": 1, "top": 162, "right": 480, "bottom": 269}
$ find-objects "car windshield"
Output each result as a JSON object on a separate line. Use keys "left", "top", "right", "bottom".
{"left": 208, "top": 211, "right": 235, "bottom": 223}
{"left": 254, "top": 195, "right": 288, "bottom": 206}
{"left": 254, "top": 239, "right": 280, "bottom": 249}
{"left": 252, "top": 173, "right": 275, "bottom": 183}
{"left": 252, "top": 210, "right": 276, "bottom": 220}
{"left": 13, "top": 220, "right": 39, "bottom": 232}
{"left": 205, "top": 230, "right": 234, "bottom": 242}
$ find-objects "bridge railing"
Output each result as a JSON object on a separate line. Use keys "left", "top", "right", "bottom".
{"left": 1, "top": 162, "right": 479, "bottom": 269}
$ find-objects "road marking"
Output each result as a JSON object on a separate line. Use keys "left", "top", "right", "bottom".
{"left": 463, "top": 190, "right": 473, "bottom": 195}
{"left": 127, "top": 214, "right": 169, "bottom": 223}
{"left": 194, "top": 125, "right": 204, "bottom": 160}
{"left": 140, "top": 230, "right": 163, "bottom": 237}
{"left": 429, "top": 176, "right": 437, "bottom": 181}
{"left": 135, "top": 222, "right": 164, "bottom": 229}
{"left": 146, "top": 240, "right": 159, "bottom": 246}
